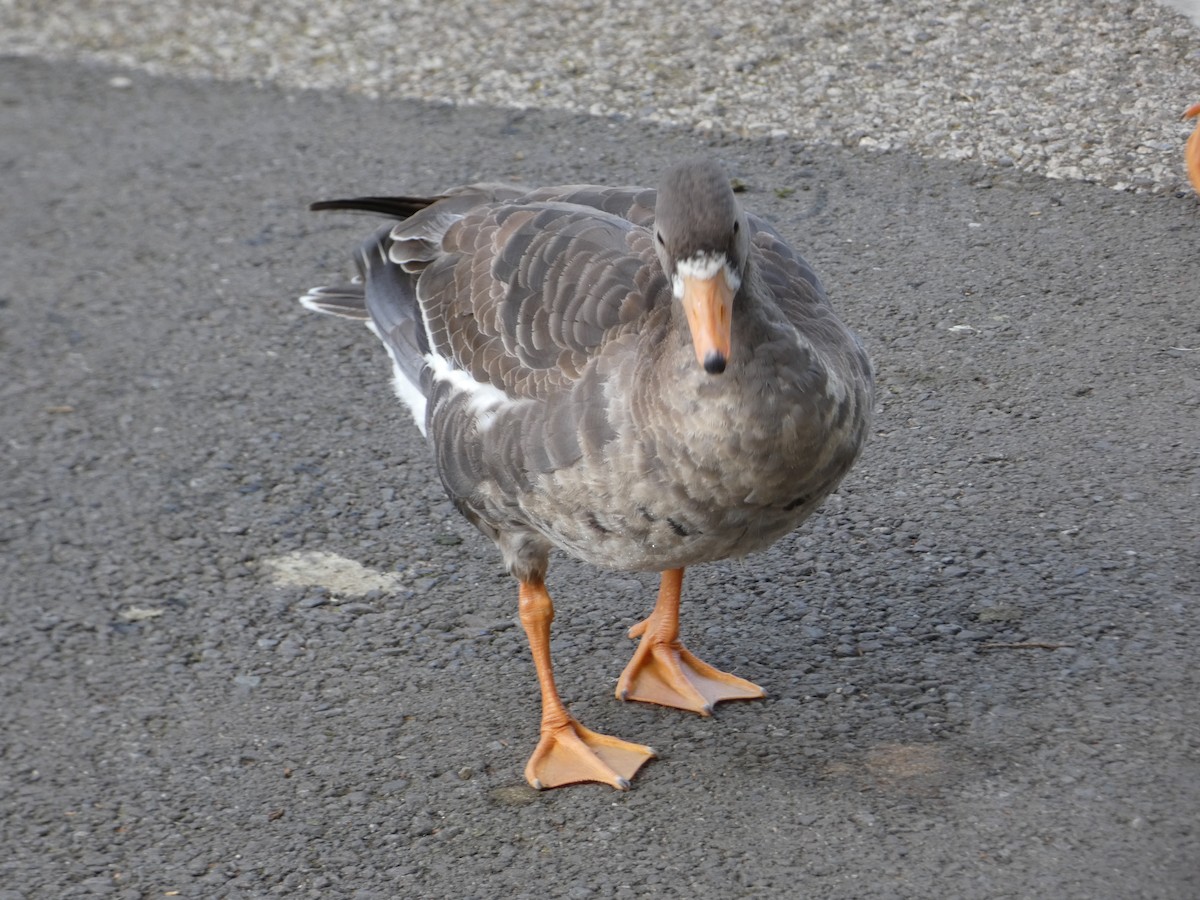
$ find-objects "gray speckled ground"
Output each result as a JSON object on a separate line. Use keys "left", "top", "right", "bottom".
{"left": 3, "top": 46, "right": 1199, "bottom": 898}
{"left": 4, "top": 0, "right": 1200, "bottom": 894}
{"left": 3, "top": 0, "right": 1200, "bottom": 194}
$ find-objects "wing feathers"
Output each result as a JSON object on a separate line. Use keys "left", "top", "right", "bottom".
{"left": 305, "top": 185, "right": 828, "bottom": 418}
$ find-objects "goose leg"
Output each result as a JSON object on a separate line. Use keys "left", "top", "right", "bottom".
{"left": 518, "top": 578, "right": 656, "bottom": 790}
{"left": 615, "top": 568, "right": 766, "bottom": 715}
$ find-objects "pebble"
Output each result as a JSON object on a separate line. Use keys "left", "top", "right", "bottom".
{"left": 875, "top": 682, "right": 922, "bottom": 697}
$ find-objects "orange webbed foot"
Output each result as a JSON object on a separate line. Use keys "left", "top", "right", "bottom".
{"left": 525, "top": 718, "right": 656, "bottom": 790}
{"left": 615, "top": 569, "right": 766, "bottom": 714}
{"left": 616, "top": 616, "right": 766, "bottom": 715}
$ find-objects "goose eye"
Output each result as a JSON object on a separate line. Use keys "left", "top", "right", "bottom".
{"left": 656, "top": 231, "right": 665, "bottom": 246}
{"left": 732, "top": 220, "right": 740, "bottom": 234}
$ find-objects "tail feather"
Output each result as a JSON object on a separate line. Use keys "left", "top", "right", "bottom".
{"left": 303, "top": 208, "right": 438, "bottom": 435}
{"left": 356, "top": 229, "right": 432, "bottom": 434}
{"left": 299, "top": 280, "right": 368, "bottom": 320}
{"left": 357, "top": 228, "right": 430, "bottom": 382}
{"left": 301, "top": 225, "right": 429, "bottom": 363}
{"left": 309, "top": 195, "right": 438, "bottom": 219}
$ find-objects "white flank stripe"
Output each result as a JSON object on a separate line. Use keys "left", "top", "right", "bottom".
{"left": 425, "top": 352, "right": 514, "bottom": 433}
{"left": 366, "top": 321, "right": 428, "bottom": 436}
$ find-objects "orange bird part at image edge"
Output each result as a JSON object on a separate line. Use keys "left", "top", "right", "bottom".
{"left": 1185, "top": 102, "right": 1200, "bottom": 196}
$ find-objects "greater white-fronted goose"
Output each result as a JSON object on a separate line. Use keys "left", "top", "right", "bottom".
{"left": 301, "top": 158, "right": 873, "bottom": 790}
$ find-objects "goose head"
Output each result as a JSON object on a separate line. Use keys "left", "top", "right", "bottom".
{"left": 653, "top": 159, "right": 752, "bottom": 376}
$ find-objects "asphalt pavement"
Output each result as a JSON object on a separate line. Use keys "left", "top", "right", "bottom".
{"left": 1, "top": 53, "right": 1198, "bottom": 899}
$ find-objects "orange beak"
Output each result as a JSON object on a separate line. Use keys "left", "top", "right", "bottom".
{"left": 1185, "top": 102, "right": 1200, "bottom": 197}
{"left": 680, "top": 271, "right": 734, "bottom": 374}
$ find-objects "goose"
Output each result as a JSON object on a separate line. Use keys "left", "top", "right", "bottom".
{"left": 300, "top": 158, "right": 873, "bottom": 789}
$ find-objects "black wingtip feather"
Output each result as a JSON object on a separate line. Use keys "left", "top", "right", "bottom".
{"left": 309, "top": 196, "right": 439, "bottom": 220}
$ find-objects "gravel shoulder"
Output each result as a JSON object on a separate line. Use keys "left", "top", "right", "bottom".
{"left": 3, "top": 0, "right": 1200, "bottom": 194}
{"left": 2, "top": 52, "right": 1198, "bottom": 900}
